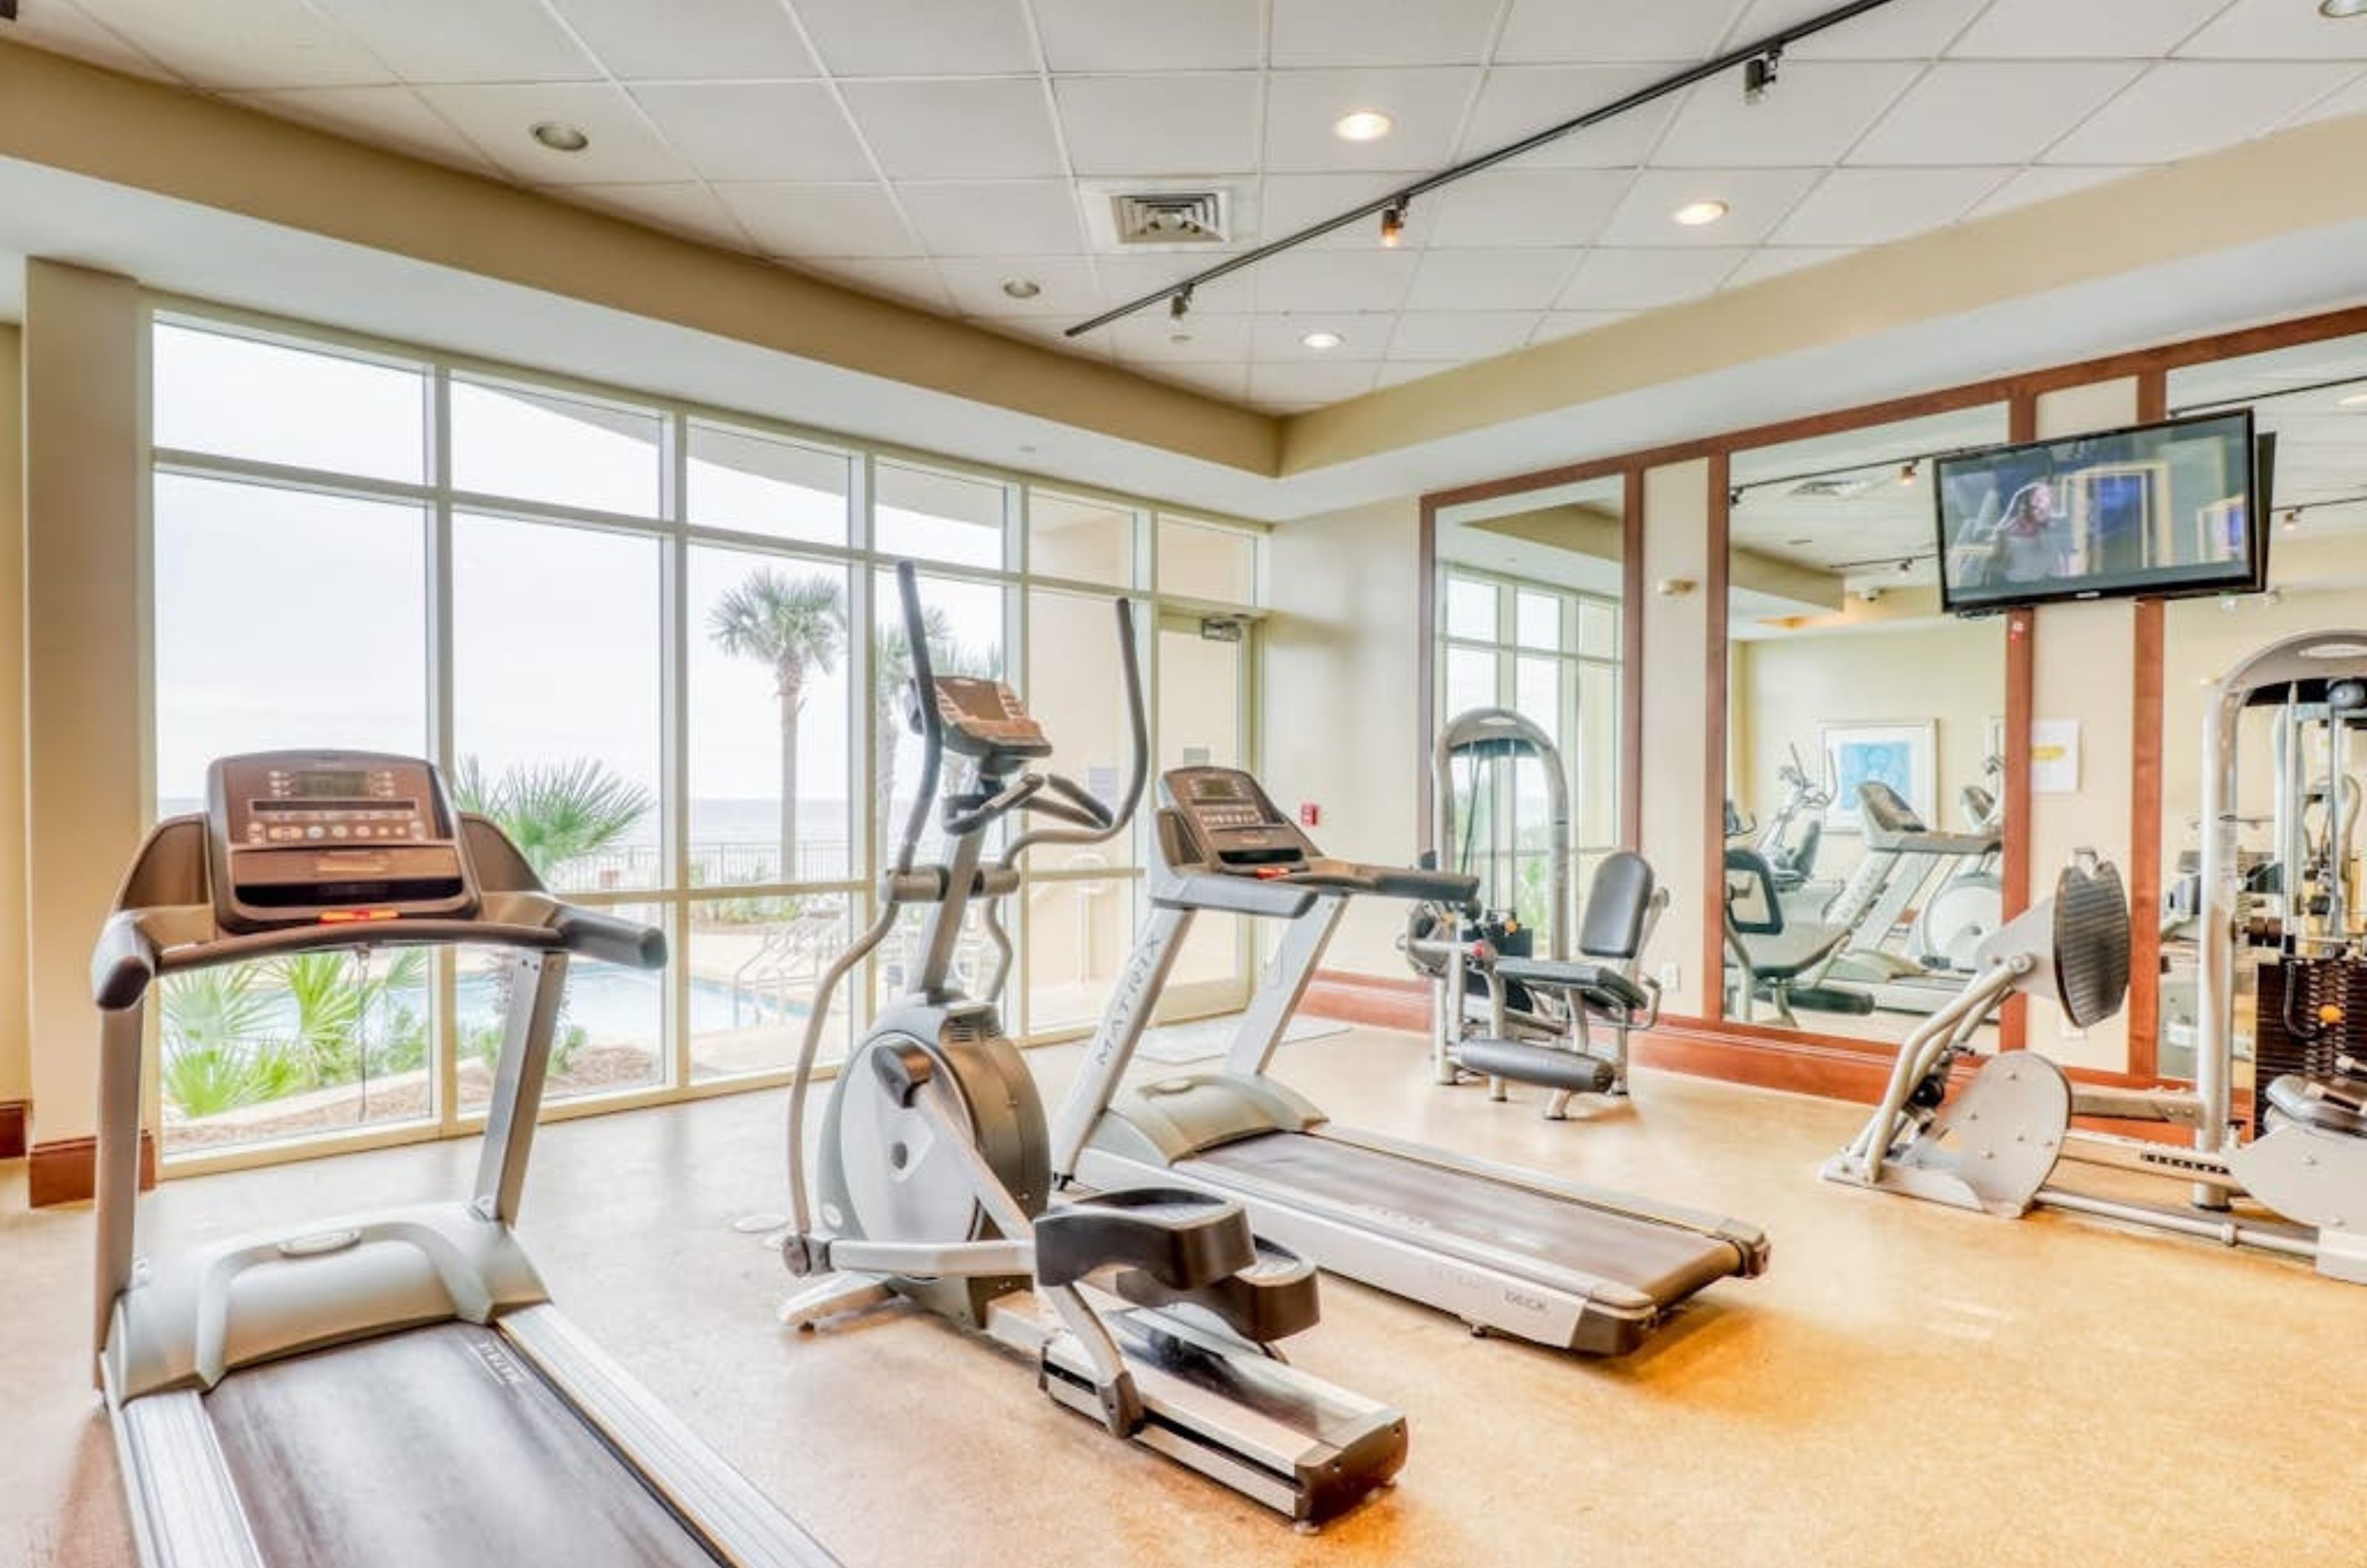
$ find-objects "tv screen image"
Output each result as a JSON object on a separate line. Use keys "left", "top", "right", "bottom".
{"left": 1933, "top": 410, "right": 2263, "bottom": 612}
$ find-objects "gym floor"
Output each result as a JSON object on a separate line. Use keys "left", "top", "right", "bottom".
{"left": 1, "top": 1026, "right": 2352, "bottom": 1568}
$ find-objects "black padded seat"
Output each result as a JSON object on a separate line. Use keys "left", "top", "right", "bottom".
{"left": 1455, "top": 1037, "right": 1617, "bottom": 1094}
{"left": 2265, "top": 1073, "right": 2367, "bottom": 1137}
{"left": 1493, "top": 957, "right": 1651, "bottom": 1013}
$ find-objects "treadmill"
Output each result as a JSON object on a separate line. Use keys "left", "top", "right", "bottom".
{"left": 92, "top": 750, "right": 837, "bottom": 1568}
{"left": 1050, "top": 766, "right": 1770, "bottom": 1356}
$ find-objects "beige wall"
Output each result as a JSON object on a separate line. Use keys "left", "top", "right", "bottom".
{"left": 23, "top": 263, "right": 149, "bottom": 1149}
{"left": 0, "top": 325, "right": 26, "bottom": 1109}
{"left": 1732, "top": 618, "right": 2006, "bottom": 884}
{"left": 1641, "top": 462, "right": 1712, "bottom": 1016}
{"left": 1261, "top": 497, "right": 1422, "bottom": 977}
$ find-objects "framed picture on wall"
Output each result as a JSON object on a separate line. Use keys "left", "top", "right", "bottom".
{"left": 1820, "top": 721, "right": 1937, "bottom": 834}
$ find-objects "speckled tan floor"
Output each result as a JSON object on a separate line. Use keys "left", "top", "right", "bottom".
{"left": 4, "top": 1027, "right": 2360, "bottom": 1568}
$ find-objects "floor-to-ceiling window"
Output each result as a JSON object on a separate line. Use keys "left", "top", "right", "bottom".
{"left": 146, "top": 308, "right": 1263, "bottom": 1169}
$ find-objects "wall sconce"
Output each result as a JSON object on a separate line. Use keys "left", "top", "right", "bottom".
{"left": 1655, "top": 577, "right": 1698, "bottom": 598}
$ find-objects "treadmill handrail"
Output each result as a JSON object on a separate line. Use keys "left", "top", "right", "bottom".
{"left": 92, "top": 894, "right": 664, "bottom": 1010}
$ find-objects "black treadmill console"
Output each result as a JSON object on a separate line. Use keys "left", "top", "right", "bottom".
{"left": 1162, "top": 767, "right": 1317, "bottom": 870}
{"left": 914, "top": 675, "right": 1053, "bottom": 763}
{"left": 206, "top": 750, "right": 478, "bottom": 932}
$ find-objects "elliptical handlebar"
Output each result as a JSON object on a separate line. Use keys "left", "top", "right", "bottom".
{"left": 1000, "top": 596, "right": 1147, "bottom": 866}
{"left": 891, "top": 561, "right": 942, "bottom": 879}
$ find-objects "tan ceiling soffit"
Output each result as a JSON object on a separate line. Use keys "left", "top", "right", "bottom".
{"left": 0, "top": 41, "right": 1279, "bottom": 477}
{"left": 1286, "top": 110, "right": 2367, "bottom": 477}
{"left": 1470, "top": 503, "right": 1623, "bottom": 563}
{"left": 1730, "top": 549, "right": 1840, "bottom": 610}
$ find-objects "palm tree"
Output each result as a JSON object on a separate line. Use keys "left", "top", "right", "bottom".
{"left": 873, "top": 606, "right": 972, "bottom": 860}
{"left": 709, "top": 570, "right": 847, "bottom": 880}
{"left": 450, "top": 756, "right": 654, "bottom": 883}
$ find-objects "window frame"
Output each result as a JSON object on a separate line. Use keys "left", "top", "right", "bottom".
{"left": 143, "top": 299, "right": 1268, "bottom": 1177}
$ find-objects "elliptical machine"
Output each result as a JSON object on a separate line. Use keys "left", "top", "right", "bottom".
{"left": 777, "top": 564, "right": 1407, "bottom": 1528}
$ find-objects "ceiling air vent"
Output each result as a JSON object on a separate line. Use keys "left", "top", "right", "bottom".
{"left": 1789, "top": 476, "right": 1885, "bottom": 500}
{"left": 1109, "top": 189, "right": 1230, "bottom": 247}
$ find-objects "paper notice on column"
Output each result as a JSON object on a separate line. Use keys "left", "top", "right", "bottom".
{"left": 2030, "top": 720, "right": 2080, "bottom": 794}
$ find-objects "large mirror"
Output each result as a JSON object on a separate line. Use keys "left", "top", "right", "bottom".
{"left": 2158, "top": 334, "right": 2367, "bottom": 1083}
{"left": 1722, "top": 405, "right": 2013, "bottom": 1045}
{"left": 1431, "top": 476, "right": 1630, "bottom": 957}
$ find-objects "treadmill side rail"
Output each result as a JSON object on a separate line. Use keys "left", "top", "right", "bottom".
{"left": 109, "top": 1386, "right": 266, "bottom": 1568}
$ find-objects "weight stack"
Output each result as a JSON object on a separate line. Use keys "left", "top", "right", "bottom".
{"left": 2252, "top": 956, "right": 2367, "bottom": 1130}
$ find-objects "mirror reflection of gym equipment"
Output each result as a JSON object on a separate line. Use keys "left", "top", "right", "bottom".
{"left": 1722, "top": 405, "right": 2013, "bottom": 1044}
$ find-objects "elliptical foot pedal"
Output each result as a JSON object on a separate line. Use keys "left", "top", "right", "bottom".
{"left": 1036, "top": 1188, "right": 1257, "bottom": 1291}
{"left": 1113, "top": 1234, "right": 1322, "bottom": 1345}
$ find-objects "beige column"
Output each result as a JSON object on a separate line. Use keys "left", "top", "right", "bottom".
{"left": 2025, "top": 377, "right": 2141, "bottom": 1072}
{"left": 1639, "top": 459, "right": 1710, "bottom": 1017}
{"left": 0, "top": 323, "right": 27, "bottom": 1155}
{"left": 23, "top": 261, "right": 148, "bottom": 1202}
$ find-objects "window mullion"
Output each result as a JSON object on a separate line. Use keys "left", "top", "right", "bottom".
{"left": 428, "top": 365, "right": 461, "bottom": 1138}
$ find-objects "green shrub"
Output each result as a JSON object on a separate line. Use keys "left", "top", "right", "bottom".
{"left": 159, "top": 1038, "right": 305, "bottom": 1118}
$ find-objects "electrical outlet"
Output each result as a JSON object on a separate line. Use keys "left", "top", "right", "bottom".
{"left": 1658, "top": 962, "right": 1681, "bottom": 993}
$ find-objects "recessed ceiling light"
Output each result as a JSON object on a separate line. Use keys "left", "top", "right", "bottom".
{"left": 1332, "top": 109, "right": 1394, "bottom": 143}
{"left": 2340, "top": 391, "right": 2367, "bottom": 407}
{"left": 1300, "top": 330, "right": 1345, "bottom": 351}
{"left": 1000, "top": 277, "right": 1042, "bottom": 300}
{"left": 2322, "top": 0, "right": 2366, "bottom": 17}
{"left": 1672, "top": 199, "right": 1729, "bottom": 227}
{"left": 530, "top": 121, "right": 590, "bottom": 153}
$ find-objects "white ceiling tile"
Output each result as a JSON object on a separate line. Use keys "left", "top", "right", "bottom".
{"left": 1253, "top": 249, "right": 1420, "bottom": 312}
{"left": 1496, "top": 0, "right": 1750, "bottom": 65}
{"left": 840, "top": 78, "right": 1064, "bottom": 180}
{"left": 1532, "top": 309, "right": 1633, "bottom": 342}
{"left": 1720, "top": 245, "right": 1852, "bottom": 287}
{"left": 551, "top": 182, "right": 752, "bottom": 249}
{"left": 1455, "top": 67, "right": 1684, "bottom": 167}
{"left": 1090, "top": 254, "right": 1256, "bottom": 314}
{"left": 1653, "top": 61, "right": 1922, "bottom": 167}
{"left": 1257, "top": 172, "right": 1440, "bottom": 249}
{"left": 897, "top": 180, "right": 1085, "bottom": 255}
{"left": 1263, "top": 68, "right": 1482, "bottom": 172}
{"left": 1724, "top": 0, "right": 1989, "bottom": 61}
{"left": 1249, "top": 359, "right": 1383, "bottom": 405}
{"left": 5, "top": 0, "right": 180, "bottom": 82}
{"left": 1557, "top": 247, "right": 1749, "bottom": 309}
{"left": 2044, "top": 61, "right": 2360, "bottom": 165}
{"left": 418, "top": 84, "right": 691, "bottom": 184}
{"left": 1596, "top": 166, "right": 1821, "bottom": 247}
{"left": 1950, "top": 0, "right": 2229, "bottom": 59}
{"left": 790, "top": 0, "right": 1038, "bottom": 76}
{"left": 1053, "top": 74, "right": 1263, "bottom": 178}
{"left": 1032, "top": 0, "right": 1262, "bottom": 72}
{"left": 546, "top": 0, "right": 820, "bottom": 80}
{"left": 1112, "top": 312, "right": 1257, "bottom": 364}
{"left": 631, "top": 84, "right": 872, "bottom": 183}
{"left": 1967, "top": 164, "right": 2138, "bottom": 221}
{"left": 1249, "top": 312, "right": 1399, "bottom": 358}
{"left": 77, "top": 0, "right": 391, "bottom": 89}
{"left": 308, "top": 0, "right": 598, "bottom": 84}
{"left": 1406, "top": 249, "right": 1580, "bottom": 311}
{"left": 2180, "top": 0, "right": 2367, "bottom": 60}
{"left": 1848, "top": 61, "right": 2143, "bottom": 166}
{"left": 1145, "top": 361, "right": 1252, "bottom": 401}
{"left": 782, "top": 256, "right": 950, "bottom": 310}
{"left": 717, "top": 182, "right": 920, "bottom": 257}
{"left": 1428, "top": 167, "right": 1632, "bottom": 249}
{"left": 934, "top": 256, "right": 1102, "bottom": 317}
{"left": 2284, "top": 70, "right": 2367, "bottom": 129}
{"left": 232, "top": 86, "right": 497, "bottom": 174}
{"left": 1386, "top": 310, "right": 1544, "bottom": 361}
{"left": 1768, "top": 165, "right": 2008, "bottom": 245}
{"left": 1270, "top": 0, "right": 1502, "bottom": 69}
{"left": 972, "top": 315, "right": 1111, "bottom": 358}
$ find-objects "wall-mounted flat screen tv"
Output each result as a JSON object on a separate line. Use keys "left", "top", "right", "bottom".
{"left": 1934, "top": 410, "right": 2268, "bottom": 613}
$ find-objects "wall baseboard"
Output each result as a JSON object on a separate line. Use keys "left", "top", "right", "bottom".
{"left": 0, "top": 1101, "right": 26, "bottom": 1160}
{"left": 28, "top": 1132, "right": 156, "bottom": 1207}
{"left": 1303, "top": 969, "right": 1428, "bottom": 1033}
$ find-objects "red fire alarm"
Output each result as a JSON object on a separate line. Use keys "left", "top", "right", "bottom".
{"left": 1298, "top": 802, "right": 1320, "bottom": 828}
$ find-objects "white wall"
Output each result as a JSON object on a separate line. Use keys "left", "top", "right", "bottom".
{"left": 0, "top": 324, "right": 26, "bottom": 1113}
{"left": 1261, "top": 497, "right": 1422, "bottom": 976}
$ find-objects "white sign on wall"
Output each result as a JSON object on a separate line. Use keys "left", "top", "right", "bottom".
{"left": 2030, "top": 719, "right": 2081, "bottom": 794}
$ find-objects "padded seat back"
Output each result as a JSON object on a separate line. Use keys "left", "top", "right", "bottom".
{"left": 1578, "top": 851, "right": 1655, "bottom": 960}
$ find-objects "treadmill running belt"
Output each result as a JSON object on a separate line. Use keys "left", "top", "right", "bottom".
{"left": 206, "top": 1322, "right": 726, "bottom": 1568}
{"left": 1188, "top": 1133, "right": 1744, "bottom": 1306}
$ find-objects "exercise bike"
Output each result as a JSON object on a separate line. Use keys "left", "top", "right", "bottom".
{"left": 776, "top": 563, "right": 1408, "bottom": 1528}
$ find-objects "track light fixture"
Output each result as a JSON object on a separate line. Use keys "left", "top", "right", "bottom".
{"left": 1169, "top": 289, "right": 1192, "bottom": 324}
{"left": 1898, "top": 462, "right": 1917, "bottom": 486}
{"left": 1744, "top": 47, "right": 1782, "bottom": 105}
{"left": 1379, "top": 199, "right": 1408, "bottom": 249}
